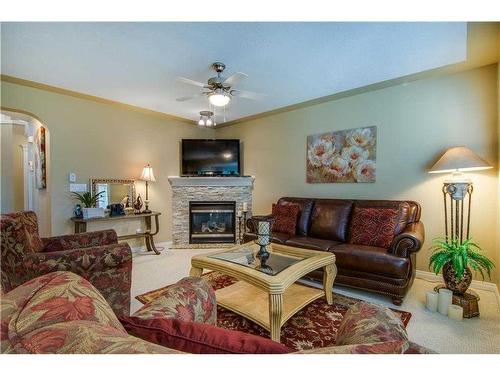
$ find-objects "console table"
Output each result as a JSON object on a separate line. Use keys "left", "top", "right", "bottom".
{"left": 71, "top": 211, "right": 162, "bottom": 254}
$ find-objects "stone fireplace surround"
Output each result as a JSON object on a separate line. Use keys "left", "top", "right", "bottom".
{"left": 168, "top": 176, "right": 254, "bottom": 249}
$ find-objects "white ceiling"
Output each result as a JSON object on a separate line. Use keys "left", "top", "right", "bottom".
{"left": 1, "top": 22, "right": 467, "bottom": 124}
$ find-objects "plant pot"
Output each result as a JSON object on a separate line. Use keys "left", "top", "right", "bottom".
{"left": 443, "top": 262, "right": 472, "bottom": 294}
{"left": 82, "top": 207, "right": 105, "bottom": 219}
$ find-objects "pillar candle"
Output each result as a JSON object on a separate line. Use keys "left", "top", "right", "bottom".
{"left": 242, "top": 202, "right": 248, "bottom": 212}
{"left": 448, "top": 304, "right": 463, "bottom": 321}
{"left": 438, "top": 288, "right": 453, "bottom": 315}
{"left": 425, "top": 291, "right": 439, "bottom": 312}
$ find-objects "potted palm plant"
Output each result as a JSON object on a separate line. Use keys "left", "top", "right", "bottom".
{"left": 429, "top": 238, "right": 494, "bottom": 294}
{"left": 71, "top": 191, "right": 106, "bottom": 219}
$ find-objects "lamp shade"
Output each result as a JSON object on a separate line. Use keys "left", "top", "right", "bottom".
{"left": 140, "top": 164, "right": 156, "bottom": 182}
{"left": 429, "top": 146, "right": 492, "bottom": 174}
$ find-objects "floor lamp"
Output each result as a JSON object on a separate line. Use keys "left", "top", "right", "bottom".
{"left": 429, "top": 146, "right": 492, "bottom": 244}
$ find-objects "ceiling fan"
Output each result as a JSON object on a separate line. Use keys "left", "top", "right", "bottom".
{"left": 176, "top": 62, "right": 266, "bottom": 107}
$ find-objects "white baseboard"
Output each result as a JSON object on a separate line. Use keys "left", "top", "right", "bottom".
{"left": 416, "top": 270, "right": 500, "bottom": 309}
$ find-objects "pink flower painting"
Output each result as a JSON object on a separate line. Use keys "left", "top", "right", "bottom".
{"left": 306, "top": 126, "right": 377, "bottom": 183}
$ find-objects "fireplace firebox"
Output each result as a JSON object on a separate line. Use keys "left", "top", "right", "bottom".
{"left": 189, "top": 201, "right": 236, "bottom": 244}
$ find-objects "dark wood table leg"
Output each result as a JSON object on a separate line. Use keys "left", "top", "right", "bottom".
{"left": 74, "top": 222, "right": 87, "bottom": 234}
{"left": 144, "top": 215, "right": 161, "bottom": 254}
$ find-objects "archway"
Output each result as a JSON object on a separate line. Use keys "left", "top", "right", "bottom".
{"left": 0, "top": 109, "right": 51, "bottom": 236}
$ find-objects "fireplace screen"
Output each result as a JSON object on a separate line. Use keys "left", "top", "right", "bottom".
{"left": 189, "top": 201, "right": 236, "bottom": 244}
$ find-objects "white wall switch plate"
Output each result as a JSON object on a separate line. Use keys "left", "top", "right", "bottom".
{"left": 70, "top": 183, "right": 87, "bottom": 193}
{"left": 68, "top": 172, "right": 77, "bottom": 183}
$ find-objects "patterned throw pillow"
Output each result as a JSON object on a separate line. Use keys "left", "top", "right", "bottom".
{"left": 348, "top": 207, "right": 399, "bottom": 249}
{"left": 271, "top": 203, "right": 300, "bottom": 236}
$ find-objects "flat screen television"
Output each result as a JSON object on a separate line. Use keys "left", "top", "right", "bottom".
{"left": 181, "top": 139, "right": 241, "bottom": 176}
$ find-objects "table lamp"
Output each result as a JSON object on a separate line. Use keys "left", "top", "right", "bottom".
{"left": 140, "top": 164, "right": 156, "bottom": 214}
{"left": 428, "top": 146, "right": 492, "bottom": 243}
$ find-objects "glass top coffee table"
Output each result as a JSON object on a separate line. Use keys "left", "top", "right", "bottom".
{"left": 190, "top": 242, "right": 337, "bottom": 342}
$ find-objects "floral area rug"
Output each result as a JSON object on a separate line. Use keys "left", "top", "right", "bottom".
{"left": 136, "top": 271, "right": 412, "bottom": 351}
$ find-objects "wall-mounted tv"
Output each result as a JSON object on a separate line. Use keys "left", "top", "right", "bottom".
{"left": 181, "top": 139, "right": 241, "bottom": 176}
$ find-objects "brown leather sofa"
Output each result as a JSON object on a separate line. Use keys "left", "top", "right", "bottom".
{"left": 244, "top": 197, "right": 424, "bottom": 305}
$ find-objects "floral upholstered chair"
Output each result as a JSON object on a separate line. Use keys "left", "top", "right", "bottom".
{"left": 0, "top": 211, "right": 132, "bottom": 316}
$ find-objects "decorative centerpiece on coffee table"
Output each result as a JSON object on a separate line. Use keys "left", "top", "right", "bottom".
{"left": 249, "top": 215, "right": 275, "bottom": 264}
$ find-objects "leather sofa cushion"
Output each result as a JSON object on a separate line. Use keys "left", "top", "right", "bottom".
{"left": 244, "top": 232, "right": 291, "bottom": 244}
{"left": 329, "top": 244, "right": 410, "bottom": 279}
{"left": 276, "top": 197, "right": 314, "bottom": 236}
{"left": 285, "top": 236, "right": 340, "bottom": 251}
{"left": 348, "top": 207, "right": 399, "bottom": 249}
{"left": 309, "top": 200, "right": 353, "bottom": 241}
{"left": 119, "top": 316, "right": 291, "bottom": 354}
{"left": 272, "top": 203, "right": 300, "bottom": 235}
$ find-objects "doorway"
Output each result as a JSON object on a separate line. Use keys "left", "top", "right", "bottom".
{"left": 0, "top": 110, "right": 51, "bottom": 236}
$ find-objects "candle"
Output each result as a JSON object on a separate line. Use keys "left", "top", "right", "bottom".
{"left": 242, "top": 202, "right": 248, "bottom": 212}
{"left": 438, "top": 288, "right": 453, "bottom": 315}
{"left": 425, "top": 291, "right": 438, "bottom": 312}
{"left": 448, "top": 305, "right": 463, "bottom": 321}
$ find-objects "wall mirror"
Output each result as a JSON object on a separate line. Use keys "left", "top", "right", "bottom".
{"left": 90, "top": 178, "right": 136, "bottom": 209}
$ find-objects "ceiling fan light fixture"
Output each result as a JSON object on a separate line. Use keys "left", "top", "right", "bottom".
{"left": 208, "top": 90, "right": 230, "bottom": 107}
{"left": 197, "top": 110, "right": 215, "bottom": 127}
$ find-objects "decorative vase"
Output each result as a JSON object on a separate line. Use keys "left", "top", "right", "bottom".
{"left": 443, "top": 262, "right": 472, "bottom": 294}
{"left": 249, "top": 215, "right": 276, "bottom": 265}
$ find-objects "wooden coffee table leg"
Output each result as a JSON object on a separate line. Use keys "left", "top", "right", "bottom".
{"left": 323, "top": 263, "right": 336, "bottom": 305}
{"left": 269, "top": 293, "right": 283, "bottom": 342}
{"left": 189, "top": 266, "right": 203, "bottom": 277}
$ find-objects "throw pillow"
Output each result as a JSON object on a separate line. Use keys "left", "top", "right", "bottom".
{"left": 271, "top": 203, "right": 300, "bottom": 236}
{"left": 119, "top": 316, "right": 291, "bottom": 354}
{"left": 348, "top": 207, "right": 399, "bottom": 249}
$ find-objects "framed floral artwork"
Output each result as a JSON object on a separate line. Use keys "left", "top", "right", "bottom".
{"left": 34, "top": 126, "right": 47, "bottom": 189}
{"left": 306, "top": 126, "right": 377, "bottom": 183}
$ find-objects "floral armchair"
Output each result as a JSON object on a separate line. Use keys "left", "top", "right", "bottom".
{"left": 0, "top": 211, "right": 132, "bottom": 316}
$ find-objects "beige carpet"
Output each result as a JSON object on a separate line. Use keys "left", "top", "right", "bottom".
{"left": 131, "top": 243, "right": 500, "bottom": 354}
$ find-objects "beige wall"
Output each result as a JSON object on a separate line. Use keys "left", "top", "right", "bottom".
{"left": 497, "top": 61, "right": 500, "bottom": 285}
{"left": 0, "top": 123, "right": 14, "bottom": 213}
{"left": 11, "top": 125, "right": 25, "bottom": 211}
{"left": 217, "top": 64, "right": 499, "bottom": 284}
{"left": 0, "top": 81, "right": 214, "bottom": 242}
{"left": 0, "top": 123, "right": 25, "bottom": 212}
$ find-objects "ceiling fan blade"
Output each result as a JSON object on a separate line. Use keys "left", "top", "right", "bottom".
{"left": 177, "top": 77, "right": 207, "bottom": 88}
{"left": 223, "top": 72, "right": 248, "bottom": 86}
{"left": 175, "top": 93, "right": 204, "bottom": 102}
{"left": 232, "top": 89, "right": 267, "bottom": 101}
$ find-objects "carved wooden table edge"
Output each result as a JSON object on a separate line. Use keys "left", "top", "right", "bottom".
{"left": 71, "top": 211, "right": 162, "bottom": 255}
{"left": 189, "top": 243, "right": 337, "bottom": 342}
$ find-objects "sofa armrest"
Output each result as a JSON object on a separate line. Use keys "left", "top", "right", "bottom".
{"left": 23, "top": 243, "right": 132, "bottom": 316}
{"left": 24, "top": 242, "right": 131, "bottom": 275}
{"left": 246, "top": 214, "right": 273, "bottom": 233}
{"left": 246, "top": 218, "right": 256, "bottom": 233}
{"left": 297, "top": 341, "right": 409, "bottom": 354}
{"left": 42, "top": 229, "right": 118, "bottom": 252}
{"left": 389, "top": 221, "right": 425, "bottom": 258}
{"left": 335, "top": 302, "right": 408, "bottom": 346}
{"left": 133, "top": 277, "right": 217, "bottom": 325}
